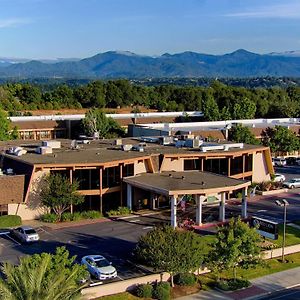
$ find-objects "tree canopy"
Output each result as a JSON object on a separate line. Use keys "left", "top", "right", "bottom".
{"left": 82, "top": 108, "right": 124, "bottom": 138}
{"left": 134, "top": 226, "right": 204, "bottom": 286}
{"left": 206, "top": 218, "right": 262, "bottom": 280}
{"left": 0, "top": 247, "right": 87, "bottom": 300}
{"left": 41, "top": 173, "right": 84, "bottom": 220}
{"left": 229, "top": 124, "right": 260, "bottom": 145}
{"left": 0, "top": 109, "right": 17, "bottom": 141}
{"left": 262, "top": 125, "right": 300, "bottom": 154}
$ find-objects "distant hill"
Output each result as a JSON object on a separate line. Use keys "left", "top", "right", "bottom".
{"left": 1, "top": 49, "right": 300, "bottom": 78}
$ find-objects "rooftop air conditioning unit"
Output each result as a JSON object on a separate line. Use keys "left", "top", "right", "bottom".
{"left": 36, "top": 146, "right": 53, "bottom": 155}
{"left": 224, "top": 143, "right": 244, "bottom": 151}
{"left": 160, "top": 136, "right": 173, "bottom": 145}
{"left": 6, "top": 168, "right": 14, "bottom": 175}
{"left": 132, "top": 145, "right": 144, "bottom": 152}
{"left": 122, "top": 144, "right": 132, "bottom": 151}
{"left": 7, "top": 147, "right": 27, "bottom": 156}
{"left": 200, "top": 144, "right": 225, "bottom": 152}
{"left": 42, "top": 140, "right": 61, "bottom": 149}
{"left": 175, "top": 140, "right": 186, "bottom": 148}
{"left": 185, "top": 138, "right": 202, "bottom": 148}
{"left": 114, "top": 139, "right": 122, "bottom": 146}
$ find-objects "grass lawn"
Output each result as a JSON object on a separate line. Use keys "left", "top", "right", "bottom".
{"left": 96, "top": 292, "right": 140, "bottom": 300}
{"left": 200, "top": 251, "right": 300, "bottom": 290}
{"left": 266, "top": 224, "right": 300, "bottom": 248}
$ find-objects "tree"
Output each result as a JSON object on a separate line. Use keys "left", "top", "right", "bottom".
{"left": 0, "top": 109, "right": 17, "bottom": 141}
{"left": 82, "top": 108, "right": 124, "bottom": 138}
{"left": 206, "top": 218, "right": 262, "bottom": 281}
{"left": 229, "top": 125, "right": 260, "bottom": 145}
{"left": 202, "top": 90, "right": 220, "bottom": 121}
{"left": 0, "top": 247, "right": 87, "bottom": 300}
{"left": 41, "top": 173, "right": 84, "bottom": 221}
{"left": 134, "top": 226, "right": 204, "bottom": 286}
{"left": 232, "top": 97, "right": 256, "bottom": 120}
{"left": 262, "top": 125, "right": 300, "bottom": 154}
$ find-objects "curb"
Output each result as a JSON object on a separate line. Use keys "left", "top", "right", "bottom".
{"left": 245, "top": 282, "right": 300, "bottom": 300}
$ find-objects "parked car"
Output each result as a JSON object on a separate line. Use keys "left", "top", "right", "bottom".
{"left": 11, "top": 226, "right": 39, "bottom": 243}
{"left": 273, "top": 173, "right": 286, "bottom": 182}
{"left": 81, "top": 255, "right": 117, "bottom": 280}
{"left": 286, "top": 157, "right": 297, "bottom": 165}
{"left": 272, "top": 157, "right": 287, "bottom": 167}
{"left": 296, "top": 158, "right": 300, "bottom": 166}
{"left": 283, "top": 178, "right": 300, "bottom": 189}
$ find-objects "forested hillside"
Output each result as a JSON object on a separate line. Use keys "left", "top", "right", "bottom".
{"left": 1, "top": 80, "right": 300, "bottom": 120}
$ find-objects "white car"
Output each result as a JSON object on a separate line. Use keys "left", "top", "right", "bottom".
{"left": 283, "top": 178, "right": 300, "bottom": 189}
{"left": 273, "top": 173, "right": 286, "bottom": 182}
{"left": 11, "top": 226, "right": 39, "bottom": 243}
{"left": 81, "top": 255, "right": 117, "bottom": 280}
{"left": 272, "top": 158, "right": 287, "bottom": 167}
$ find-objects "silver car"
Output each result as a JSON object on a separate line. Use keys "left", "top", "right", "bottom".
{"left": 11, "top": 226, "right": 39, "bottom": 243}
{"left": 81, "top": 255, "right": 117, "bottom": 280}
{"left": 283, "top": 178, "right": 300, "bottom": 189}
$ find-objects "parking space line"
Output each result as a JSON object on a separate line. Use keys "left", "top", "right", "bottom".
{"left": 5, "top": 234, "right": 21, "bottom": 245}
{"left": 117, "top": 276, "right": 124, "bottom": 281}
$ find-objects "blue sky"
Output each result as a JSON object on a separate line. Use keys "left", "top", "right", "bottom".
{"left": 0, "top": 0, "right": 300, "bottom": 59}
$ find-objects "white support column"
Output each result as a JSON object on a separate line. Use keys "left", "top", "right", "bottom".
{"left": 242, "top": 188, "right": 247, "bottom": 218}
{"left": 127, "top": 184, "right": 132, "bottom": 210}
{"left": 171, "top": 195, "right": 178, "bottom": 229}
{"left": 219, "top": 192, "right": 225, "bottom": 222}
{"left": 196, "top": 195, "right": 203, "bottom": 226}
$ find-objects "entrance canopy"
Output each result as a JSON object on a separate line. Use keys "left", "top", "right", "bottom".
{"left": 123, "top": 171, "right": 250, "bottom": 197}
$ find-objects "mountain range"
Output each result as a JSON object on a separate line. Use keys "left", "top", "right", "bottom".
{"left": 0, "top": 49, "right": 300, "bottom": 78}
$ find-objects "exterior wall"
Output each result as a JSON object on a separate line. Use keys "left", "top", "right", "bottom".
{"left": 160, "top": 157, "right": 184, "bottom": 172}
{"left": 134, "top": 160, "right": 149, "bottom": 175}
{"left": 252, "top": 152, "right": 271, "bottom": 182}
{"left": 128, "top": 124, "right": 169, "bottom": 137}
{"left": 13, "top": 169, "right": 50, "bottom": 220}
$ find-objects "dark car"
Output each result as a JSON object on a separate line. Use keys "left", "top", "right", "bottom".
{"left": 286, "top": 157, "right": 297, "bottom": 165}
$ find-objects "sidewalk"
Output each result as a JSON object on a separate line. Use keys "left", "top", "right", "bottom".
{"left": 178, "top": 266, "right": 300, "bottom": 300}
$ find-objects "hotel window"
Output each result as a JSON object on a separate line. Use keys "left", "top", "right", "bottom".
{"left": 102, "top": 166, "right": 121, "bottom": 188}
{"left": 184, "top": 159, "right": 200, "bottom": 171}
{"left": 123, "top": 164, "right": 134, "bottom": 177}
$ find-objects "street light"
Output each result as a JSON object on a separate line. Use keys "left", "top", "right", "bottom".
{"left": 275, "top": 199, "right": 289, "bottom": 263}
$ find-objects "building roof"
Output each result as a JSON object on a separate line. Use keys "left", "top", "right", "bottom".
{"left": 13, "top": 120, "right": 66, "bottom": 131}
{"left": 124, "top": 171, "right": 250, "bottom": 196}
{"left": 0, "top": 138, "right": 268, "bottom": 167}
{"left": 0, "top": 175, "right": 25, "bottom": 204}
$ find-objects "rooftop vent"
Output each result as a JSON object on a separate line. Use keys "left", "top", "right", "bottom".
{"left": 6, "top": 147, "right": 27, "bottom": 156}
{"left": 122, "top": 144, "right": 132, "bottom": 151}
{"left": 35, "top": 146, "right": 53, "bottom": 155}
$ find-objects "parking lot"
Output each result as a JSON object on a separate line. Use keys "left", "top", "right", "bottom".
{"left": 0, "top": 165, "right": 299, "bottom": 284}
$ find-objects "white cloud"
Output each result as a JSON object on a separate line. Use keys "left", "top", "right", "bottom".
{"left": 0, "top": 18, "right": 32, "bottom": 29}
{"left": 225, "top": 2, "right": 300, "bottom": 19}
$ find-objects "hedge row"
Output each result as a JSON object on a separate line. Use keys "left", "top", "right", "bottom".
{"left": 40, "top": 211, "right": 102, "bottom": 223}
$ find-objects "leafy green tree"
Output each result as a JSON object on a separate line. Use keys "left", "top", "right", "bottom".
{"left": 82, "top": 108, "right": 124, "bottom": 138}
{"left": 41, "top": 173, "right": 84, "bottom": 221}
{"left": 0, "top": 109, "right": 18, "bottom": 141}
{"left": 206, "top": 218, "right": 262, "bottom": 281}
{"left": 202, "top": 90, "right": 220, "bottom": 121}
{"left": 232, "top": 98, "right": 256, "bottom": 120}
{"left": 229, "top": 125, "right": 260, "bottom": 145}
{"left": 0, "top": 247, "right": 87, "bottom": 300}
{"left": 262, "top": 125, "right": 300, "bottom": 154}
{"left": 134, "top": 226, "right": 204, "bottom": 286}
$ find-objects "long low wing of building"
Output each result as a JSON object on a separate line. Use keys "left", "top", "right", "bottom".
{"left": 0, "top": 137, "right": 273, "bottom": 221}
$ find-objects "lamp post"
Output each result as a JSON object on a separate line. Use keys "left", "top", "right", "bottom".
{"left": 275, "top": 199, "right": 289, "bottom": 263}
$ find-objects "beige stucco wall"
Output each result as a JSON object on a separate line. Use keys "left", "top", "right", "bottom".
{"left": 9, "top": 169, "right": 50, "bottom": 220}
{"left": 252, "top": 152, "right": 271, "bottom": 182}
{"left": 134, "top": 161, "right": 148, "bottom": 175}
{"left": 160, "top": 157, "right": 184, "bottom": 172}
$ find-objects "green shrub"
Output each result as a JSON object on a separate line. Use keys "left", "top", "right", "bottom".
{"left": 61, "top": 212, "right": 73, "bottom": 222}
{"left": 136, "top": 283, "right": 153, "bottom": 298}
{"left": 0, "top": 215, "right": 22, "bottom": 228}
{"left": 217, "top": 278, "right": 250, "bottom": 291}
{"left": 107, "top": 206, "right": 132, "bottom": 217}
{"left": 71, "top": 212, "right": 82, "bottom": 221}
{"left": 153, "top": 282, "right": 170, "bottom": 300}
{"left": 175, "top": 273, "right": 197, "bottom": 286}
{"left": 81, "top": 210, "right": 102, "bottom": 219}
{"left": 40, "top": 213, "right": 58, "bottom": 223}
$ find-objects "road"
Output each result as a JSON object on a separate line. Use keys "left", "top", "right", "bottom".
{"left": 260, "top": 285, "right": 300, "bottom": 299}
